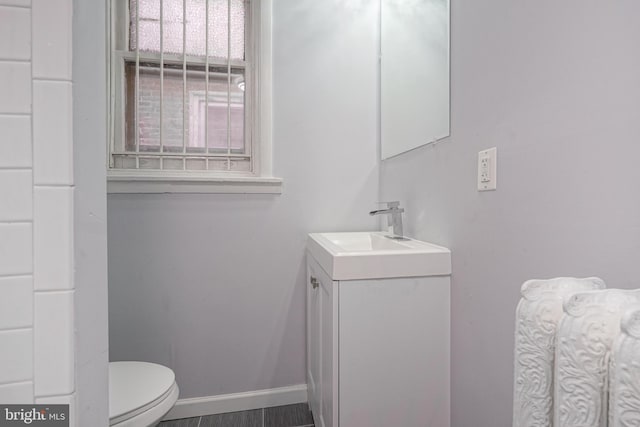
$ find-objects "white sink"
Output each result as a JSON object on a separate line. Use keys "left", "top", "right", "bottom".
{"left": 307, "top": 232, "right": 451, "bottom": 280}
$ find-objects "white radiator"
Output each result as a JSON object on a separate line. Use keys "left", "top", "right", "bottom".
{"left": 513, "top": 277, "right": 606, "bottom": 427}
{"left": 554, "top": 289, "right": 640, "bottom": 427}
{"left": 609, "top": 305, "right": 640, "bottom": 427}
{"left": 514, "top": 279, "right": 640, "bottom": 427}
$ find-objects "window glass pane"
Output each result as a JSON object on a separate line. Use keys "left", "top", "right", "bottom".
{"left": 229, "top": 0, "right": 245, "bottom": 61}
{"left": 162, "top": 65, "right": 185, "bottom": 152}
{"left": 162, "top": 0, "right": 184, "bottom": 55}
{"left": 125, "top": 63, "right": 161, "bottom": 151}
{"left": 125, "top": 62, "right": 246, "bottom": 154}
{"left": 130, "top": 0, "right": 245, "bottom": 60}
{"left": 185, "top": 0, "right": 205, "bottom": 57}
{"left": 229, "top": 70, "right": 245, "bottom": 151}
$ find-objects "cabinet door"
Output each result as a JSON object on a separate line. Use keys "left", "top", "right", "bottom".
{"left": 339, "top": 276, "right": 451, "bottom": 427}
{"left": 307, "top": 255, "right": 339, "bottom": 427}
{"left": 320, "top": 272, "right": 338, "bottom": 427}
{"left": 306, "top": 256, "right": 322, "bottom": 422}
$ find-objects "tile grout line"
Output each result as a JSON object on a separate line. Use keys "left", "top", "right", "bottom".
{"left": 0, "top": 4, "right": 30, "bottom": 9}
{"left": 0, "top": 274, "right": 32, "bottom": 279}
{"left": 0, "top": 221, "right": 32, "bottom": 226}
{"left": 33, "top": 289, "right": 75, "bottom": 295}
{"left": 0, "top": 378, "right": 33, "bottom": 387}
{"left": 0, "top": 58, "right": 30, "bottom": 63}
{"left": 32, "top": 77, "right": 73, "bottom": 83}
{"left": 0, "top": 326, "right": 32, "bottom": 334}
{"left": 33, "top": 184, "right": 76, "bottom": 188}
{"left": 0, "top": 112, "right": 31, "bottom": 117}
{"left": 0, "top": 380, "right": 32, "bottom": 388}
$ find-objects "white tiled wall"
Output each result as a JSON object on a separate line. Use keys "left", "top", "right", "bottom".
{"left": 0, "top": 62, "right": 31, "bottom": 113}
{"left": 0, "top": 277, "right": 32, "bottom": 329}
{"left": 0, "top": 116, "right": 31, "bottom": 167}
{"left": 0, "top": 382, "right": 33, "bottom": 404}
{"left": 34, "top": 291, "right": 74, "bottom": 396}
{"left": 32, "top": 0, "right": 72, "bottom": 80}
{"left": 34, "top": 187, "right": 73, "bottom": 291}
{"left": 0, "top": 6, "right": 30, "bottom": 60}
{"left": 33, "top": 81, "right": 73, "bottom": 185}
{"left": 0, "top": 170, "right": 33, "bottom": 221}
{"left": 0, "top": 0, "right": 75, "bottom": 423}
{"left": 0, "top": 330, "right": 33, "bottom": 383}
{"left": 0, "top": 224, "right": 32, "bottom": 275}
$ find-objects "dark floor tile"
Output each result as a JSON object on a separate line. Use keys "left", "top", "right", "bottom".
{"left": 159, "top": 417, "right": 201, "bottom": 427}
{"left": 200, "top": 409, "right": 262, "bottom": 427}
{"left": 264, "top": 403, "right": 313, "bottom": 427}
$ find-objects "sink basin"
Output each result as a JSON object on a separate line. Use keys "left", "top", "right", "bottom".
{"left": 307, "top": 232, "right": 451, "bottom": 280}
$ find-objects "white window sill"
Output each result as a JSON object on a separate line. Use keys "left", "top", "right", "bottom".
{"left": 107, "top": 171, "right": 283, "bottom": 194}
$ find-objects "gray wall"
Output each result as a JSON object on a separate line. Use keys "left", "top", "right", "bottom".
{"left": 108, "top": 0, "right": 379, "bottom": 399}
{"left": 74, "top": 1, "right": 109, "bottom": 425}
{"left": 380, "top": 1, "right": 640, "bottom": 426}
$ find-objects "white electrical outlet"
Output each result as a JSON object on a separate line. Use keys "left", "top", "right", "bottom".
{"left": 478, "top": 147, "right": 497, "bottom": 191}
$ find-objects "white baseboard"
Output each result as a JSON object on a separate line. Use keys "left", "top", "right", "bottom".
{"left": 162, "top": 384, "right": 308, "bottom": 421}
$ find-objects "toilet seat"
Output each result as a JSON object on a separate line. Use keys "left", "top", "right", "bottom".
{"left": 109, "top": 361, "right": 179, "bottom": 427}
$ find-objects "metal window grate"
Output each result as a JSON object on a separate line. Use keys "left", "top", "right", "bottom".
{"left": 111, "top": 0, "right": 251, "bottom": 173}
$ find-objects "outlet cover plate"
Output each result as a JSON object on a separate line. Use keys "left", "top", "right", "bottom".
{"left": 478, "top": 147, "right": 497, "bottom": 191}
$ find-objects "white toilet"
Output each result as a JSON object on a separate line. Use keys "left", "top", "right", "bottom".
{"left": 109, "top": 361, "right": 179, "bottom": 427}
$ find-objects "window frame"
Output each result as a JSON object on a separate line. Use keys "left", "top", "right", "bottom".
{"left": 106, "top": 0, "right": 281, "bottom": 194}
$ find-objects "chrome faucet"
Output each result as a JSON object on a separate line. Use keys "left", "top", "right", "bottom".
{"left": 369, "top": 201, "right": 406, "bottom": 239}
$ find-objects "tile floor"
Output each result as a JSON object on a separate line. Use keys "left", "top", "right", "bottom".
{"left": 159, "top": 403, "right": 314, "bottom": 427}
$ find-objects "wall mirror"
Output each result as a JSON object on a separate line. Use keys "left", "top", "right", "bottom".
{"left": 381, "top": 0, "right": 450, "bottom": 159}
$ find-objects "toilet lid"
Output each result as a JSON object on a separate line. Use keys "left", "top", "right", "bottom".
{"left": 109, "top": 361, "right": 176, "bottom": 421}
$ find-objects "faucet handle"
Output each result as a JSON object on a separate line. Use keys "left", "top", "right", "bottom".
{"left": 377, "top": 201, "right": 401, "bottom": 209}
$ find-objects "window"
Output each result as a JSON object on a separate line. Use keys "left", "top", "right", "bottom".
{"left": 108, "top": 0, "right": 280, "bottom": 193}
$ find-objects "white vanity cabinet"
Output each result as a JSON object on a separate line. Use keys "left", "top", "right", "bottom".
{"left": 306, "top": 232, "right": 451, "bottom": 427}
